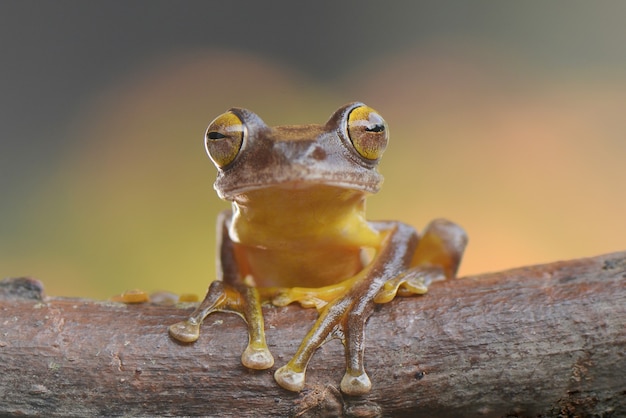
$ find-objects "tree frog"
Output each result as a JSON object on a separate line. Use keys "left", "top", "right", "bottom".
{"left": 168, "top": 102, "right": 468, "bottom": 395}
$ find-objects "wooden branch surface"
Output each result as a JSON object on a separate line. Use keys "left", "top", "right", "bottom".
{"left": 1, "top": 252, "right": 625, "bottom": 417}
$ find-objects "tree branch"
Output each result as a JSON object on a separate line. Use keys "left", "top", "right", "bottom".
{"left": 1, "top": 252, "right": 625, "bottom": 417}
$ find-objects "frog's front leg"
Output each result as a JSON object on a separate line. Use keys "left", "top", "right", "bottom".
{"left": 168, "top": 210, "right": 274, "bottom": 370}
{"left": 274, "top": 221, "right": 417, "bottom": 395}
{"left": 274, "top": 219, "right": 467, "bottom": 395}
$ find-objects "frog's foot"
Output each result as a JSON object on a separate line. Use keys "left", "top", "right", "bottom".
{"left": 274, "top": 289, "right": 375, "bottom": 396}
{"left": 169, "top": 280, "right": 274, "bottom": 370}
{"left": 266, "top": 276, "right": 360, "bottom": 311}
{"left": 373, "top": 266, "right": 444, "bottom": 304}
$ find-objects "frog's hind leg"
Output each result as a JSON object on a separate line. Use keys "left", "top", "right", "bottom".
{"left": 375, "top": 218, "right": 468, "bottom": 303}
{"left": 412, "top": 218, "right": 468, "bottom": 279}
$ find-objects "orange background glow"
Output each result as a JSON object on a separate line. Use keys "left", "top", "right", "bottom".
{"left": 1, "top": 3, "right": 625, "bottom": 298}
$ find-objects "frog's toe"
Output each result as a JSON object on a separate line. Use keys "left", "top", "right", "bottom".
{"left": 274, "top": 365, "right": 306, "bottom": 392}
{"left": 242, "top": 345, "right": 274, "bottom": 370}
{"left": 340, "top": 371, "right": 372, "bottom": 396}
{"left": 111, "top": 289, "right": 150, "bottom": 304}
{"left": 271, "top": 290, "right": 323, "bottom": 309}
{"left": 270, "top": 291, "right": 294, "bottom": 307}
{"left": 374, "top": 267, "right": 443, "bottom": 303}
{"left": 296, "top": 297, "right": 327, "bottom": 310}
{"left": 269, "top": 285, "right": 341, "bottom": 310}
{"left": 168, "top": 320, "right": 200, "bottom": 343}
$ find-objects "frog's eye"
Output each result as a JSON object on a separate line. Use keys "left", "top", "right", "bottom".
{"left": 205, "top": 111, "right": 245, "bottom": 168}
{"left": 346, "top": 105, "right": 388, "bottom": 160}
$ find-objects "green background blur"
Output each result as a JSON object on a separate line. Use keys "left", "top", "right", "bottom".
{"left": 1, "top": 1, "right": 625, "bottom": 299}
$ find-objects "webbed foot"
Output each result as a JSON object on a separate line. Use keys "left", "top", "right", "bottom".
{"left": 265, "top": 276, "right": 359, "bottom": 311}
{"left": 373, "top": 267, "right": 438, "bottom": 303}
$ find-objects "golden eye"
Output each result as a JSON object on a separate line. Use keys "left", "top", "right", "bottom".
{"left": 204, "top": 111, "right": 245, "bottom": 168}
{"left": 347, "top": 105, "right": 388, "bottom": 160}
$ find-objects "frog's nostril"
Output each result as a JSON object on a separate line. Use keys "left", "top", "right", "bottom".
{"left": 310, "top": 146, "right": 327, "bottom": 161}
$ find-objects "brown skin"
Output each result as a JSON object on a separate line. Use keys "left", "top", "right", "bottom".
{"left": 167, "top": 102, "right": 468, "bottom": 395}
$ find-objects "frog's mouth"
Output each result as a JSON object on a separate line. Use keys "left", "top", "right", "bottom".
{"left": 215, "top": 172, "right": 383, "bottom": 201}
{"left": 226, "top": 182, "right": 372, "bottom": 212}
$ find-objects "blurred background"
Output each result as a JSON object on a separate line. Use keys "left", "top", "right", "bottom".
{"left": 1, "top": 1, "right": 625, "bottom": 299}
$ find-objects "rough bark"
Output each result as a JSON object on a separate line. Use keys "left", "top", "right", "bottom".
{"left": 1, "top": 252, "right": 625, "bottom": 417}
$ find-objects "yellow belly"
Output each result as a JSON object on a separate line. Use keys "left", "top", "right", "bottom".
{"left": 235, "top": 244, "right": 364, "bottom": 288}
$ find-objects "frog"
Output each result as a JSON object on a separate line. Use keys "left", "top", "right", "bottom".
{"left": 167, "top": 102, "right": 468, "bottom": 395}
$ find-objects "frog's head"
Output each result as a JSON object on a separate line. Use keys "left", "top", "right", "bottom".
{"left": 204, "top": 102, "right": 388, "bottom": 201}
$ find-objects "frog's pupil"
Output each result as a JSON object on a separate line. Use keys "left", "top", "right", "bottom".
{"left": 365, "top": 124, "right": 385, "bottom": 133}
{"left": 208, "top": 131, "right": 226, "bottom": 140}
